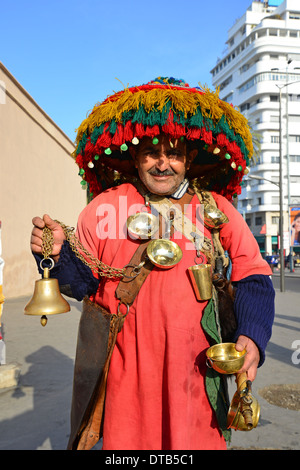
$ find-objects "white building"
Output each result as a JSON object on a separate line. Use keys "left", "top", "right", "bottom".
{"left": 211, "top": 0, "right": 300, "bottom": 256}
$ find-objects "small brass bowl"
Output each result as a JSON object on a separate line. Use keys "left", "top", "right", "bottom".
{"left": 206, "top": 343, "right": 246, "bottom": 374}
{"left": 204, "top": 204, "right": 229, "bottom": 229}
{"left": 127, "top": 212, "right": 159, "bottom": 239}
{"left": 147, "top": 239, "right": 183, "bottom": 269}
{"left": 227, "top": 391, "right": 261, "bottom": 431}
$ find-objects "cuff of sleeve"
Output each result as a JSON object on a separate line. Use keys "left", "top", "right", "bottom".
{"left": 233, "top": 275, "right": 275, "bottom": 367}
{"left": 233, "top": 322, "right": 270, "bottom": 367}
{"left": 32, "top": 240, "right": 100, "bottom": 301}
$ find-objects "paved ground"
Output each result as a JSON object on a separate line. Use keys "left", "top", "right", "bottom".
{"left": 0, "top": 277, "right": 299, "bottom": 450}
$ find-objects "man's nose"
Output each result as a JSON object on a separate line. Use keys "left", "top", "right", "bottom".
{"left": 156, "top": 153, "right": 170, "bottom": 170}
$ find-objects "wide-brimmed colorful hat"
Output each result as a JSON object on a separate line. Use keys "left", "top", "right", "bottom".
{"left": 73, "top": 77, "right": 253, "bottom": 201}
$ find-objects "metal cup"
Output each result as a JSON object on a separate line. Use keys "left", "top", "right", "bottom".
{"left": 188, "top": 264, "right": 212, "bottom": 301}
{"left": 127, "top": 212, "right": 159, "bottom": 239}
{"left": 147, "top": 239, "right": 183, "bottom": 269}
{"left": 206, "top": 343, "right": 246, "bottom": 374}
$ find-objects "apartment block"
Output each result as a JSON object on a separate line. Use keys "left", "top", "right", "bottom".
{"left": 211, "top": 0, "right": 300, "bottom": 255}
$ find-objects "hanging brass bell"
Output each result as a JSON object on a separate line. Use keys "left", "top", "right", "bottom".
{"left": 24, "top": 264, "right": 70, "bottom": 326}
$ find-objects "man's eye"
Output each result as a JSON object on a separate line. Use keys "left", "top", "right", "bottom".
{"left": 168, "top": 151, "right": 183, "bottom": 159}
{"left": 143, "top": 149, "right": 156, "bottom": 156}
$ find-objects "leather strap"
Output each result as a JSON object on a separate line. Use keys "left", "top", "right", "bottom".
{"left": 115, "top": 240, "right": 154, "bottom": 306}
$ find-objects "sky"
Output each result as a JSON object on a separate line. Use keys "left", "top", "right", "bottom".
{"left": 0, "top": 0, "right": 260, "bottom": 141}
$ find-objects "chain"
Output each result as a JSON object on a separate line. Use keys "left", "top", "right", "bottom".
{"left": 49, "top": 221, "right": 126, "bottom": 279}
{"left": 42, "top": 227, "right": 54, "bottom": 259}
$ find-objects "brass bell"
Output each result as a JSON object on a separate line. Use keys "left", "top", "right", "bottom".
{"left": 24, "top": 264, "right": 70, "bottom": 326}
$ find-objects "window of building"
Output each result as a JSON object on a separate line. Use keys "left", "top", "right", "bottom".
{"left": 269, "top": 29, "right": 278, "bottom": 36}
{"left": 290, "top": 155, "right": 300, "bottom": 162}
{"left": 270, "top": 95, "right": 279, "bottom": 102}
{"left": 290, "top": 135, "right": 300, "bottom": 142}
{"left": 223, "top": 93, "right": 233, "bottom": 103}
{"left": 240, "top": 102, "right": 250, "bottom": 112}
{"left": 289, "top": 31, "right": 298, "bottom": 37}
{"left": 271, "top": 156, "right": 280, "bottom": 163}
{"left": 290, "top": 12, "right": 300, "bottom": 19}
{"left": 257, "top": 29, "right": 267, "bottom": 38}
{"left": 240, "top": 64, "right": 249, "bottom": 73}
{"left": 290, "top": 176, "right": 300, "bottom": 184}
{"left": 289, "top": 94, "right": 300, "bottom": 101}
{"left": 246, "top": 218, "right": 251, "bottom": 227}
{"left": 271, "top": 135, "right": 279, "bottom": 143}
{"left": 272, "top": 216, "right": 279, "bottom": 225}
{"left": 255, "top": 216, "right": 262, "bottom": 225}
{"left": 219, "top": 75, "right": 232, "bottom": 91}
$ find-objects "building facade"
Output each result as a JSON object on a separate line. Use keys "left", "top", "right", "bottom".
{"left": 211, "top": 0, "right": 300, "bottom": 256}
{"left": 0, "top": 62, "right": 87, "bottom": 298}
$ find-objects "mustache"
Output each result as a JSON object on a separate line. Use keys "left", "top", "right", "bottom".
{"left": 148, "top": 168, "right": 176, "bottom": 176}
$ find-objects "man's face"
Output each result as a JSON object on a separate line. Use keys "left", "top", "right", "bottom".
{"left": 131, "top": 135, "right": 192, "bottom": 196}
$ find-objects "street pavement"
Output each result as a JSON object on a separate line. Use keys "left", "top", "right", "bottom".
{"left": 0, "top": 273, "right": 299, "bottom": 451}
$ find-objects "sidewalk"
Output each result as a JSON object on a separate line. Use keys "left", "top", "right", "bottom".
{"left": 272, "top": 267, "right": 300, "bottom": 277}
{"left": 0, "top": 286, "right": 299, "bottom": 450}
{"left": 228, "top": 286, "right": 300, "bottom": 450}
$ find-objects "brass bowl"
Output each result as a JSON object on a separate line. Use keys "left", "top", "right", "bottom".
{"left": 147, "top": 239, "right": 183, "bottom": 269}
{"left": 127, "top": 212, "right": 159, "bottom": 239}
{"left": 227, "top": 391, "right": 261, "bottom": 431}
{"left": 206, "top": 343, "right": 246, "bottom": 374}
{"left": 204, "top": 204, "right": 229, "bottom": 229}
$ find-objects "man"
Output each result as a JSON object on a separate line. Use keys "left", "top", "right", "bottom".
{"left": 31, "top": 77, "right": 274, "bottom": 450}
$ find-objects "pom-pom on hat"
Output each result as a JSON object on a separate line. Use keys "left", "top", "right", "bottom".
{"left": 73, "top": 77, "right": 253, "bottom": 201}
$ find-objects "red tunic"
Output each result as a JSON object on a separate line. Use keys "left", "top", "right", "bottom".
{"left": 76, "top": 183, "right": 271, "bottom": 450}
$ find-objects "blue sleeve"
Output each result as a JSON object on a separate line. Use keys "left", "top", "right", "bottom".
{"left": 33, "top": 240, "right": 100, "bottom": 301}
{"left": 233, "top": 274, "right": 275, "bottom": 367}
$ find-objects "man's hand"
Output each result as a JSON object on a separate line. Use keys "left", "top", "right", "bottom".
{"left": 31, "top": 214, "right": 66, "bottom": 263}
{"left": 235, "top": 335, "right": 260, "bottom": 382}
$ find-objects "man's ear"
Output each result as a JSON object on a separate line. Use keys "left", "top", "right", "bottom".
{"left": 187, "top": 148, "right": 198, "bottom": 169}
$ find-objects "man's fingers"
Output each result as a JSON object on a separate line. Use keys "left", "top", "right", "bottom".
{"left": 31, "top": 243, "right": 43, "bottom": 254}
{"left": 32, "top": 216, "right": 45, "bottom": 229}
{"left": 246, "top": 366, "right": 257, "bottom": 382}
{"left": 31, "top": 226, "right": 43, "bottom": 239}
{"left": 31, "top": 233, "right": 43, "bottom": 245}
{"left": 43, "top": 214, "right": 58, "bottom": 230}
{"left": 235, "top": 338, "right": 247, "bottom": 352}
